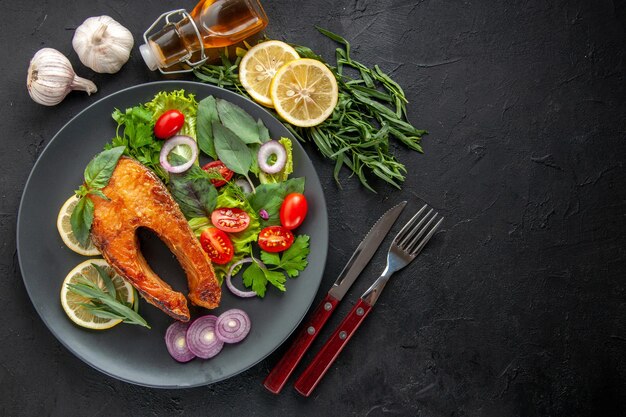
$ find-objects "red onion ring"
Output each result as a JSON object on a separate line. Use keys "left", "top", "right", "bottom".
{"left": 159, "top": 135, "right": 198, "bottom": 173}
{"left": 234, "top": 178, "right": 252, "bottom": 194}
{"left": 215, "top": 309, "right": 251, "bottom": 343}
{"left": 185, "top": 315, "right": 224, "bottom": 359}
{"left": 164, "top": 321, "right": 196, "bottom": 363}
{"left": 226, "top": 257, "right": 262, "bottom": 298}
{"left": 257, "top": 140, "right": 287, "bottom": 174}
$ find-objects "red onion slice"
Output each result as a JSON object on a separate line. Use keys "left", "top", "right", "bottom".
{"left": 185, "top": 315, "right": 224, "bottom": 359}
{"left": 215, "top": 309, "right": 251, "bottom": 343}
{"left": 226, "top": 257, "right": 262, "bottom": 298}
{"left": 234, "top": 178, "right": 252, "bottom": 194}
{"left": 159, "top": 135, "right": 198, "bottom": 173}
{"left": 257, "top": 140, "right": 287, "bottom": 174}
{"left": 164, "top": 321, "right": 196, "bottom": 363}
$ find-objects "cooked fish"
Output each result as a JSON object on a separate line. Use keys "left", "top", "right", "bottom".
{"left": 89, "top": 157, "right": 221, "bottom": 321}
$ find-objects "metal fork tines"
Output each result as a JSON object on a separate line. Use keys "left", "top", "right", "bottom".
{"left": 361, "top": 204, "right": 444, "bottom": 305}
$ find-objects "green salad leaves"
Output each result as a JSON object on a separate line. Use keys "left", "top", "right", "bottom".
{"left": 72, "top": 89, "right": 311, "bottom": 299}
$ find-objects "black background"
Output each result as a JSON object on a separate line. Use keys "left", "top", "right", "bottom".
{"left": 2, "top": 0, "right": 625, "bottom": 416}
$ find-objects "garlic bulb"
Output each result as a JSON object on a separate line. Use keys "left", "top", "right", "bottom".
{"left": 27, "top": 48, "right": 97, "bottom": 106}
{"left": 72, "top": 16, "right": 134, "bottom": 74}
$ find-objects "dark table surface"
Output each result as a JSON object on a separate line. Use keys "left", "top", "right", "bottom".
{"left": 2, "top": 0, "right": 625, "bottom": 416}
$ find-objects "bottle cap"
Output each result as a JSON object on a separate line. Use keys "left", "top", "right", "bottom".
{"left": 139, "top": 43, "right": 159, "bottom": 71}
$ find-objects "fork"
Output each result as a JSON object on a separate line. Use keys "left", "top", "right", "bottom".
{"left": 293, "top": 204, "right": 444, "bottom": 396}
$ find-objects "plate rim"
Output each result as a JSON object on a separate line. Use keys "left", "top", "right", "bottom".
{"left": 16, "top": 80, "right": 329, "bottom": 388}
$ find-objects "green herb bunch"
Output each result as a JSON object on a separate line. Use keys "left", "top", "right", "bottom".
{"left": 194, "top": 27, "right": 426, "bottom": 192}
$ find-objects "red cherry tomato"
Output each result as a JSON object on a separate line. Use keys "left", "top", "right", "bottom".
{"left": 202, "top": 161, "right": 234, "bottom": 187}
{"left": 280, "top": 193, "right": 308, "bottom": 230}
{"left": 211, "top": 208, "right": 250, "bottom": 233}
{"left": 200, "top": 227, "right": 234, "bottom": 264}
{"left": 154, "top": 110, "right": 185, "bottom": 139}
{"left": 258, "top": 226, "right": 295, "bottom": 253}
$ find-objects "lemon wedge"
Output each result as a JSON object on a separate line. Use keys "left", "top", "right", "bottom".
{"left": 57, "top": 194, "right": 99, "bottom": 256}
{"left": 60, "top": 259, "right": 134, "bottom": 330}
{"left": 270, "top": 58, "right": 339, "bottom": 127}
{"left": 239, "top": 40, "right": 300, "bottom": 107}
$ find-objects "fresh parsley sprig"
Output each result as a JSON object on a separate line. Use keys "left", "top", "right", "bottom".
{"left": 241, "top": 235, "right": 311, "bottom": 297}
{"left": 71, "top": 146, "right": 125, "bottom": 247}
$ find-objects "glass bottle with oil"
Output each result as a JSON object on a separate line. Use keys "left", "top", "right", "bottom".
{"left": 140, "top": 0, "right": 268, "bottom": 73}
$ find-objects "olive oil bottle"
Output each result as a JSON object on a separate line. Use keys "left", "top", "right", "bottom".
{"left": 140, "top": 0, "right": 268, "bottom": 72}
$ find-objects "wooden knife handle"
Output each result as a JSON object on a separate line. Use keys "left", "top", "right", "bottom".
{"left": 263, "top": 293, "right": 340, "bottom": 394}
{"left": 294, "top": 298, "right": 373, "bottom": 397}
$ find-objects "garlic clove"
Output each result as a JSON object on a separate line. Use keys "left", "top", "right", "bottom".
{"left": 27, "top": 48, "right": 97, "bottom": 106}
{"left": 72, "top": 16, "right": 134, "bottom": 74}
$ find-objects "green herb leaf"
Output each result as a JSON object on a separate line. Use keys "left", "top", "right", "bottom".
{"left": 216, "top": 98, "right": 261, "bottom": 144}
{"left": 261, "top": 235, "right": 310, "bottom": 277}
{"left": 197, "top": 95, "right": 219, "bottom": 159}
{"left": 92, "top": 264, "right": 116, "bottom": 298}
{"left": 84, "top": 146, "right": 125, "bottom": 189}
{"left": 260, "top": 251, "right": 280, "bottom": 266}
{"left": 70, "top": 196, "right": 94, "bottom": 247}
{"left": 248, "top": 177, "right": 305, "bottom": 226}
{"left": 66, "top": 282, "right": 150, "bottom": 328}
{"left": 257, "top": 119, "right": 270, "bottom": 143}
{"left": 242, "top": 263, "right": 267, "bottom": 297}
{"left": 213, "top": 121, "right": 253, "bottom": 176}
{"left": 87, "top": 189, "right": 109, "bottom": 201}
{"left": 241, "top": 261, "right": 287, "bottom": 296}
{"left": 168, "top": 165, "right": 218, "bottom": 219}
{"left": 265, "top": 269, "right": 286, "bottom": 291}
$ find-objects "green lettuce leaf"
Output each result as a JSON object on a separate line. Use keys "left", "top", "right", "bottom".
{"left": 145, "top": 90, "right": 198, "bottom": 139}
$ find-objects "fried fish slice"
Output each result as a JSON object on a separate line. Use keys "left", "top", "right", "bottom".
{"left": 89, "top": 157, "right": 221, "bottom": 321}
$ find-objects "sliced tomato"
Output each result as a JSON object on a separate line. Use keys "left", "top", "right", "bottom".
{"left": 200, "top": 227, "right": 234, "bottom": 264}
{"left": 258, "top": 226, "right": 294, "bottom": 253}
{"left": 154, "top": 109, "right": 185, "bottom": 139}
{"left": 211, "top": 208, "right": 250, "bottom": 233}
{"left": 280, "top": 193, "right": 308, "bottom": 230}
{"left": 202, "top": 161, "right": 234, "bottom": 187}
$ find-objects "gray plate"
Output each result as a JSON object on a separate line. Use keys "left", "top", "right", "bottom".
{"left": 16, "top": 81, "right": 328, "bottom": 388}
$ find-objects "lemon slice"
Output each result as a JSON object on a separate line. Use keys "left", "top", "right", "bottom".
{"left": 239, "top": 40, "right": 300, "bottom": 107}
{"left": 60, "top": 259, "right": 134, "bottom": 330}
{"left": 270, "top": 58, "right": 339, "bottom": 127}
{"left": 57, "top": 195, "right": 99, "bottom": 256}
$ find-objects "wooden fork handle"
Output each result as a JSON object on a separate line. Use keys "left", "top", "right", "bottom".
{"left": 263, "top": 293, "right": 340, "bottom": 394}
{"left": 294, "top": 298, "right": 373, "bottom": 397}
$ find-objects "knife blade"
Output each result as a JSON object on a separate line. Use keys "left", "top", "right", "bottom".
{"left": 263, "top": 201, "right": 407, "bottom": 394}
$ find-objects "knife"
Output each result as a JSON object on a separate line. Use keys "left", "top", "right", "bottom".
{"left": 263, "top": 201, "right": 407, "bottom": 394}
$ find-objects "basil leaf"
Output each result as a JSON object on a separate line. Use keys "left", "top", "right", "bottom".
{"left": 216, "top": 98, "right": 261, "bottom": 144}
{"left": 168, "top": 172, "right": 218, "bottom": 219}
{"left": 213, "top": 121, "right": 252, "bottom": 175}
{"left": 84, "top": 146, "right": 125, "bottom": 189}
{"left": 197, "top": 96, "right": 218, "bottom": 159}
{"left": 248, "top": 177, "right": 305, "bottom": 226}
{"left": 88, "top": 189, "right": 109, "bottom": 201}
{"left": 70, "top": 197, "right": 94, "bottom": 247}
{"left": 249, "top": 143, "right": 260, "bottom": 175}
{"left": 257, "top": 118, "right": 271, "bottom": 143}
